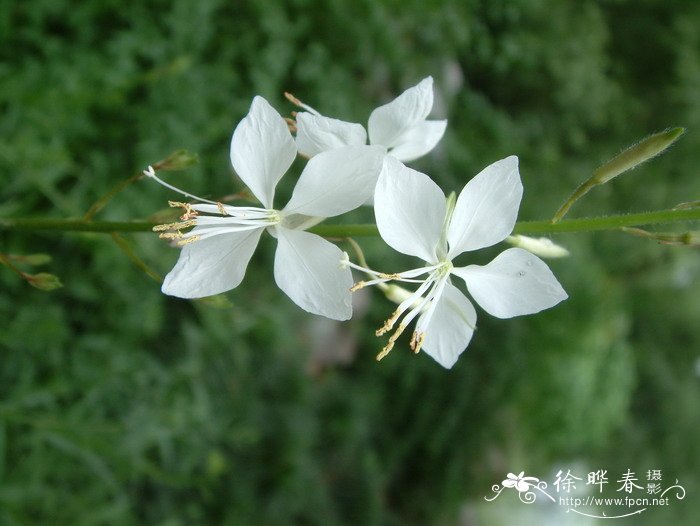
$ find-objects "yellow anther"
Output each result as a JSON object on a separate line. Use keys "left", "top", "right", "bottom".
{"left": 375, "top": 309, "right": 400, "bottom": 336}
{"left": 376, "top": 343, "right": 394, "bottom": 361}
{"left": 176, "top": 235, "right": 200, "bottom": 246}
{"left": 410, "top": 332, "right": 426, "bottom": 354}
{"left": 216, "top": 202, "right": 227, "bottom": 215}
{"left": 152, "top": 219, "right": 198, "bottom": 232}
{"left": 350, "top": 281, "right": 366, "bottom": 292}
{"left": 376, "top": 323, "right": 407, "bottom": 361}
{"left": 168, "top": 201, "right": 198, "bottom": 220}
{"left": 378, "top": 272, "right": 401, "bottom": 280}
{"left": 158, "top": 232, "right": 183, "bottom": 240}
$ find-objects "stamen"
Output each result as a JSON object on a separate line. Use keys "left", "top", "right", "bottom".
{"left": 284, "top": 117, "right": 297, "bottom": 133}
{"left": 152, "top": 219, "right": 197, "bottom": 232}
{"left": 350, "top": 281, "right": 366, "bottom": 292}
{"left": 376, "top": 323, "right": 407, "bottom": 361}
{"left": 158, "top": 232, "right": 183, "bottom": 240}
{"left": 410, "top": 332, "right": 426, "bottom": 353}
{"left": 375, "top": 309, "right": 400, "bottom": 336}
{"left": 168, "top": 201, "right": 198, "bottom": 220}
{"left": 216, "top": 202, "right": 227, "bottom": 216}
{"left": 177, "top": 235, "right": 200, "bottom": 246}
{"left": 283, "top": 92, "right": 321, "bottom": 116}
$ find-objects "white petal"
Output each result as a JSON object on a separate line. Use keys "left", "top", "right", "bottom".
{"left": 161, "top": 227, "right": 264, "bottom": 298}
{"left": 282, "top": 145, "right": 385, "bottom": 218}
{"left": 368, "top": 77, "right": 434, "bottom": 148}
{"left": 295, "top": 112, "right": 367, "bottom": 157}
{"left": 374, "top": 156, "right": 446, "bottom": 262}
{"left": 452, "top": 248, "right": 568, "bottom": 319}
{"left": 447, "top": 156, "right": 523, "bottom": 257}
{"left": 420, "top": 282, "right": 477, "bottom": 369}
{"left": 230, "top": 96, "right": 297, "bottom": 208}
{"left": 388, "top": 120, "right": 447, "bottom": 163}
{"left": 273, "top": 227, "right": 353, "bottom": 320}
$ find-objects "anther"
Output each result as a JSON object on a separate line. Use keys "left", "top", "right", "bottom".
{"left": 158, "top": 232, "right": 183, "bottom": 240}
{"left": 152, "top": 219, "right": 197, "bottom": 232}
{"left": 350, "top": 281, "right": 365, "bottom": 292}
{"left": 284, "top": 117, "right": 298, "bottom": 133}
{"left": 216, "top": 202, "right": 227, "bottom": 216}
{"left": 376, "top": 324, "right": 408, "bottom": 361}
{"left": 375, "top": 309, "right": 400, "bottom": 336}
{"left": 410, "top": 332, "right": 426, "bottom": 353}
{"left": 284, "top": 92, "right": 303, "bottom": 107}
{"left": 168, "top": 201, "right": 198, "bottom": 220}
{"left": 176, "top": 235, "right": 200, "bottom": 246}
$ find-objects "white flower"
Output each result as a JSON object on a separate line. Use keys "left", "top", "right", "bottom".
{"left": 346, "top": 156, "right": 567, "bottom": 368}
{"left": 293, "top": 77, "right": 447, "bottom": 163}
{"left": 150, "top": 96, "right": 385, "bottom": 321}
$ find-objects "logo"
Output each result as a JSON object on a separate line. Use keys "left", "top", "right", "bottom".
{"left": 484, "top": 468, "right": 686, "bottom": 519}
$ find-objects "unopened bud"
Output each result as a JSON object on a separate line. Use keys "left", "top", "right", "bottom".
{"left": 506, "top": 235, "right": 570, "bottom": 258}
{"left": 622, "top": 227, "right": 700, "bottom": 246}
{"left": 552, "top": 127, "right": 685, "bottom": 223}
{"left": 591, "top": 127, "right": 685, "bottom": 184}
{"left": 27, "top": 272, "right": 63, "bottom": 291}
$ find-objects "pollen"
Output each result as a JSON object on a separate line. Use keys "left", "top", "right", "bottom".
{"left": 152, "top": 219, "right": 197, "bottom": 232}
{"left": 177, "top": 235, "right": 200, "bottom": 246}
{"left": 350, "top": 281, "right": 366, "bottom": 292}
{"left": 376, "top": 323, "right": 407, "bottom": 361}
{"left": 216, "top": 202, "right": 227, "bottom": 216}
{"left": 410, "top": 332, "right": 426, "bottom": 354}
{"left": 168, "top": 201, "right": 198, "bottom": 221}
{"left": 375, "top": 309, "right": 400, "bottom": 336}
{"left": 158, "top": 231, "right": 183, "bottom": 240}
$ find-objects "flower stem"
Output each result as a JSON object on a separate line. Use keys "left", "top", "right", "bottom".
{"left": 1, "top": 207, "right": 700, "bottom": 236}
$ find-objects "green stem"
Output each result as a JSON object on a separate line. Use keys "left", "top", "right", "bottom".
{"left": 2, "top": 207, "right": 700, "bottom": 237}
{"left": 83, "top": 173, "right": 142, "bottom": 221}
{"left": 110, "top": 233, "right": 162, "bottom": 282}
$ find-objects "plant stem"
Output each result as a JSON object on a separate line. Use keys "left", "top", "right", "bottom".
{"left": 1, "top": 207, "right": 700, "bottom": 237}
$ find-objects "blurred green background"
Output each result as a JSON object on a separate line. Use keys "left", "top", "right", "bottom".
{"left": 1, "top": 1, "right": 699, "bottom": 525}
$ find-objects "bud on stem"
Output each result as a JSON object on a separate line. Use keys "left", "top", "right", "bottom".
{"left": 552, "top": 127, "right": 685, "bottom": 223}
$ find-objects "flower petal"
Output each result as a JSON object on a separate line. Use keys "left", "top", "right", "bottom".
{"left": 273, "top": 227, "right": 353, "bottom": 320}
{"left": 452, "top": 248, "right": 568, "bottom": 319}
{"left": 447, "top": 156, "right": 523, "bottom": 257}
{"left": 374, "top": 156, "right": 446, "bottom": 262}
{"left": 420, "top": 282, "right": 477, "bottom": 369}
{"left": 388, "top": 120, "right": 447, "bottom": 163}
{"left": 368, "top": 77, "right": 435, "bottom": 148}
{"left": 295, "top": 112, "right": 367, "bottom": 157}
{"left": 161, "top": 227, "right": 264, "bottom": 298}
{"left": 282, "top": 145, "right": 385, "bottom": 218}
{"left": 230, "top": 96, "right": 297, "bottom": 208}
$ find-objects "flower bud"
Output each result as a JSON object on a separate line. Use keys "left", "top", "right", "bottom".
{"left": 591, "top": 127, "right": 685, "bottom": 184}
{"left": 27, "top": 272, "right": 63, "bottom": 291}
{"left": 506, "top": 235, "right": 570, "bottom": 258}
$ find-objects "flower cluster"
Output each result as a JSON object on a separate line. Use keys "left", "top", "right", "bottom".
{"left": 148, "top": 77, "right": 567, "bottom": 368}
